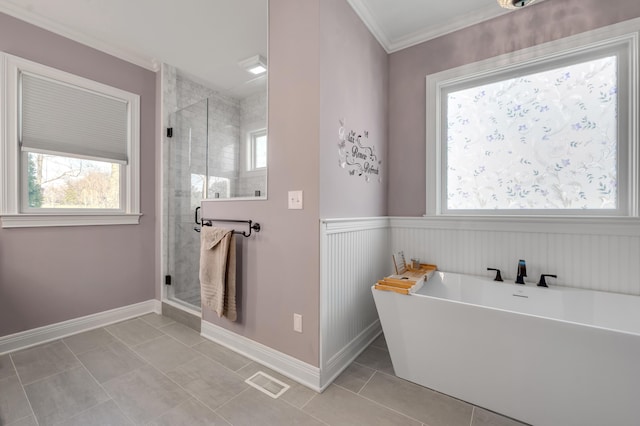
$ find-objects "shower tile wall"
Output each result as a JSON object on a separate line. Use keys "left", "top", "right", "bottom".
{"left": 162, "top": 64, "right": 240, "bottom": 307}
{"left": 208, "top": 93, "right": 241, "bottom": 198}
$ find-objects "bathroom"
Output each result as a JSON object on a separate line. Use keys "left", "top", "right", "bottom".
{"left": 1, "top": 0, "right": 640, "bottom": 425}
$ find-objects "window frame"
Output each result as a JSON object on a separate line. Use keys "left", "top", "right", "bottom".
{"left": 247, "top": 128, "right": 267, "bottom": 172}
{"left": 426, "top": 21, "right": 639, "bottom": 218}
{"left": 0, "top": 52, "right": 141, "bottom": 227}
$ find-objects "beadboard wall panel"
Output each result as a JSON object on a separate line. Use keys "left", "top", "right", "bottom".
{"left": 390, "top": 218, "right": 640, "bottom": 296}
{"left": 319, "top": 218, "right": 390, "bottom": 385}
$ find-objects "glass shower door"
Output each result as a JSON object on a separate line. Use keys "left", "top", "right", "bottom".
{"left": 166, "top": 99, "right": 208, "bottom": 310}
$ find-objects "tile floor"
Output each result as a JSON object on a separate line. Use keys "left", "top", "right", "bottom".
{"left": 0, "top": 314, "right": 526, "bottom": 426}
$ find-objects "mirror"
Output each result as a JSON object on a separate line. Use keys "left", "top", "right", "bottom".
{"left": 205, "top": 79, "right": 268, "bottom": 200}
{"left": 164, "top": 0, "right": 268, "bottom": 201}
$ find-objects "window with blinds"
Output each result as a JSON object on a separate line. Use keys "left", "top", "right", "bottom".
{"left": 1, "top": 52, "right": 140, "bottom": 227}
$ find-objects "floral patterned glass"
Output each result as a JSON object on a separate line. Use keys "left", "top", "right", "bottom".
{"left": 446, "top": 55, "right": 617, "bottom": 210}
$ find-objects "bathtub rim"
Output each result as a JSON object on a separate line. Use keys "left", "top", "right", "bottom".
{"left": 393, "top": 270, "right": 640, "bottom": 338}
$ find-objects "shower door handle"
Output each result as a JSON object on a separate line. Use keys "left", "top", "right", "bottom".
{"left": 194, "top": 206, "right": 202, "bottom": 232}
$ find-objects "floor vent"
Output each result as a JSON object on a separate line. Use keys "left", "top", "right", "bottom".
{"left": 245, "top": 371, "right": 290, "bottom": 399}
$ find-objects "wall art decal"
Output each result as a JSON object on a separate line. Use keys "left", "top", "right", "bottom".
{"left": 338, "top": 118, "right": 382, "bottom": 183}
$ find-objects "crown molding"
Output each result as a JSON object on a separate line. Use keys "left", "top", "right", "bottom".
{"left": 0, "top": 1, "right": 159, "bottom": 71}
{"left": 346, "top": 0, "right": 392, "bottom": 53}
{"left": 386, "top": 5, "right": 511, "bottom": 53}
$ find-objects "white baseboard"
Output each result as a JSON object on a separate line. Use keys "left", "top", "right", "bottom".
{"left": 201, "top": 320, "right": 322, "bottom": 392}
{"left": 0, "top": 299, "right": 160, "bottom": 355}
{"left": 321, "top": 320, "right": 382, "bottom": 390}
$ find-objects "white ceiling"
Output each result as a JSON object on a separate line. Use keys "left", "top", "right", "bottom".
{"left": 0, "top": 0, "right": 268, "bottom": 97}
{"left": 347, "top": 0, "right": 515, "bottom": 53}
{"left": 0, "top": 0, "right": 539, "bottom": 94}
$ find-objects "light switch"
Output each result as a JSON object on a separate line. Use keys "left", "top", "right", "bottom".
{"left": 288, "top": 190, "right": 303, "bottom": 209}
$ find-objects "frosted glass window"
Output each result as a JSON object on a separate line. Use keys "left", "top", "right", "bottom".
{"left": 445, "top": 56, "right": 618, "bottom": 211}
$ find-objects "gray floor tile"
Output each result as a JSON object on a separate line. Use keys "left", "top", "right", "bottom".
{"left": 472, "top": 407, "right": 528, "bottom": 426}
{"left": 77, "top": 341, "right": 146, "bottom": 383}
{"left": 105, "top": 319, "right": 164, "bottom": 346}
{"left": 139, "top": 313, "right": 176, "bottom": 328}
{"left": 0, "top": 354, "right": 16, "bottom": 380}
{"left": 149, "top": 398, "right": 230, "bottom": 426}
{"left": 11, "top": 340, "right": 81, "bottom": 385}
{"left": 6, "top": 415, "right": 38, "bottom": 426}
{"left": 0, "top": 375, "right": 32, "bottom": 425}
{"left": 304, "top": 384, "right": 421, "bottom": 426}
{"left": 193, "top": 340, "right": 251, "bottom": 371}
{"left": 166, "top": 356, "right": 247, "bottom": 410}
{"left": 236, "top": 361, "right": 317, "bottom": 408}
{"left": 133, "top": 335, "right": 200, "bottom": 372}
{"left": 56, "top": 400, "right": 134, "bottom": 426}
{"left": 24, "top": 367, "right": 109, "bottom": 426}
{"left": 103, "top": 364, "right": 190, "bottom": 424}
{"left": 360, "top": 371, "right": 473, "bottom": 426}
{"left": 217, "top": 389, "right": 325, "bottom": 426}
{"left": 159, "top": 321, "right": 205, "bottom": 346}
{"left": 63, "top": 328, "right": 116, "bottom": 355}
{"left": 354, "top": 345, "right": 394, "bottom": 375}
{"left": 333, "top": 362, "right": 375, "bottom": 393}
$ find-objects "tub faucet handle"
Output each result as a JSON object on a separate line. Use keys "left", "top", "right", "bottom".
{"left": 487, "top": 268, "right": 503, "bottom": 282}
{"left": 515, "top": 259, "right": 527, "bottom": 284}
{"left": 538, "top": 274, "right": 557, "bottom": 288}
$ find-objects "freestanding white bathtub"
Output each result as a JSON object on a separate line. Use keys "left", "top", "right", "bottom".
{"left": 372, "top": 271, "right": 640, "bottom": 426}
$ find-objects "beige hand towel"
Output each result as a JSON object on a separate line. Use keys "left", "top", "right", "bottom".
{"left": 199, "top": 226, "right": 237, "bottom": 321}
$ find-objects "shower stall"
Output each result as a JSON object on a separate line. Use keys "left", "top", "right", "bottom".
{"left": 163, "top": 67, "right": 267, "bottom": 313}
{"left": 165, "top": 98, "right": 209, "bottom": 310}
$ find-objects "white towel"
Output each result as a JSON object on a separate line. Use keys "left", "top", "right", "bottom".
{"left": 199, "top": 227, "right": 237, "bottom": 321}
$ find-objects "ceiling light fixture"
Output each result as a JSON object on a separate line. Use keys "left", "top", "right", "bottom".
{"left": 497, "top": 0, "right": 539, "bottom": 9}
{"left": 238, "top": 55, "right": 267, "bottom": 75}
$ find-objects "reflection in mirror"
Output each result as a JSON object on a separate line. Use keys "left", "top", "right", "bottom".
{"left": 166, "top": 69, "right": 267, "bottom": 202}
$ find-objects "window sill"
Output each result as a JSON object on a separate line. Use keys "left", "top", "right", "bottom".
{"left": 1, "top": 213, "right": 142, "bottom": 228}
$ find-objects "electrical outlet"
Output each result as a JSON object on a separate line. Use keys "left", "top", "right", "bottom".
{"left": 293, "top": 313, "right": 303, "bottom": 333}
{"left": 288, "top": 190, "right": 303, "bottom": 209}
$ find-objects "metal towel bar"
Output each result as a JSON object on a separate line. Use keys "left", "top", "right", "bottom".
{"left": 194, "top": 206, "right": 261, "bottom": 237}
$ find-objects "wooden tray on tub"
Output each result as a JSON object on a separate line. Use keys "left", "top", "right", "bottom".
{"left": 374, "top": 264, "right": 437, "bottom": 295}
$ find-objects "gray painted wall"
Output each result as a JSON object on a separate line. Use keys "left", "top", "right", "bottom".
{"left": 387, "top": 0, "right": 640, "bottom": 216}
{"left": 319, "top": 0, "right": 388, "bottom": 218}
{"left": 201, "top": 0, "right": 322, "bottom": 366}
{"left": 0, "top": 12, "right": 157, "bottom": 337}
{"left": 201, "top": 0, "right": 387, "bottom": 366}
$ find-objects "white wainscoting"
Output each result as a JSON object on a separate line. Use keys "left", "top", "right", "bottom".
{"left": 319, "top": 218, "right": 390, "bottom": 389}
{"left": 391, "top": 217, "right": 640, "bottom": 296}
{"left": 200, "top": 215, "right": 640, "bottom": 392}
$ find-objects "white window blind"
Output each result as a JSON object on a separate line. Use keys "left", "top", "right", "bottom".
{"left": 20, "top": 72, "right": 129, "bottom": 164}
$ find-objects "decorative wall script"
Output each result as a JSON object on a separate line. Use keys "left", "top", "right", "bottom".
{"left": 338, "top": 119, "right": 382, "bottom": 183}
